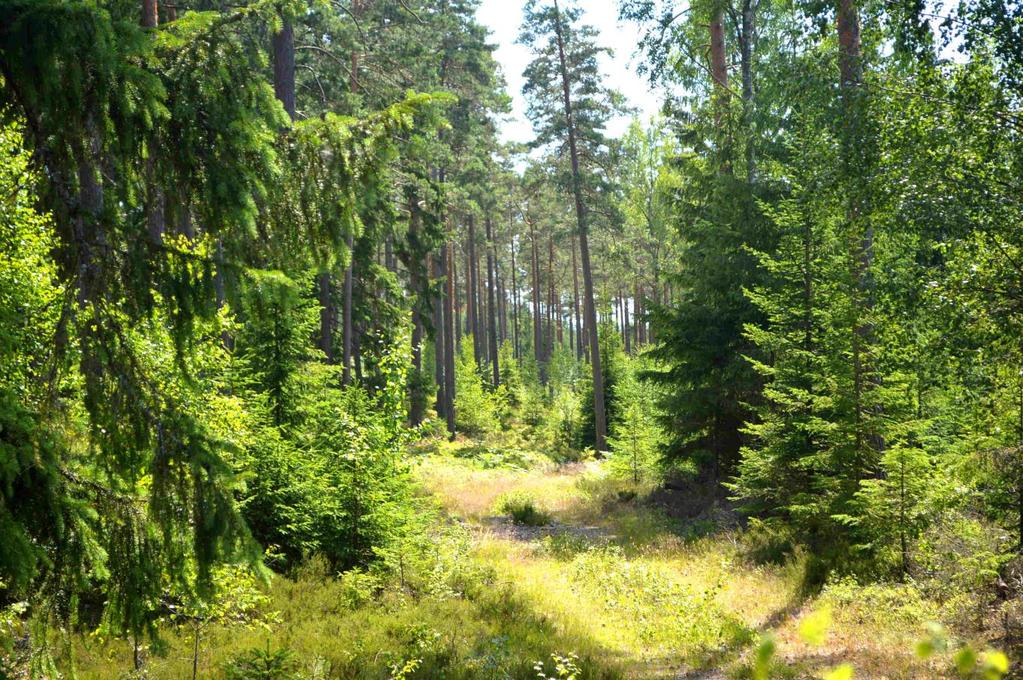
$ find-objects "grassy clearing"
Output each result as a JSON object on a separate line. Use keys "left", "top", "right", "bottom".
{"left": 69, "top": 438, "right": 990, "bottom": 679}
{"left": 413, "top": 447, "right": 979, "bottom": 679}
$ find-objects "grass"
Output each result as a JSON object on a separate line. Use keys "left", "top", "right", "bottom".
{"left": 67, "top": 436, "right": 989, "bottom": 679}
{"left": 412, "top": 449, "right": 977, "bottom": 679}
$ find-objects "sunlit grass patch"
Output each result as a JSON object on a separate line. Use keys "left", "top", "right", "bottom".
{"left": 413, "top": 455, "right": 590, "bottom": 521}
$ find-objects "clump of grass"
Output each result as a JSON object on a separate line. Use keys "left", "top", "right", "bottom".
{"left": 497, "top": 491, "right": 552, "bottom": 526}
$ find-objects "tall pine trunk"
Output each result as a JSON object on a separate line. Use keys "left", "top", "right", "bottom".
{"left": 511, "top": 239, "right": 520, "bottom": 360}
{"left": 485, "top": 216, "right": 500, "bottom": 386}
{"left": 444, "top": 242, "right": 457, "bottom": 436}
{"left": 433, "top": 251, "right": 446, "bottom": 418}
{"left": 571, "top": 236, "right": 583, "bottom": 361}
{"left": 467, "top": 216, "right": 481, "bottom": 364}
{"left": 553, "top": 0, "right": 605, "bottom": 450}
{"left": 529, "top": 219, "right": 544, "bottom": 381}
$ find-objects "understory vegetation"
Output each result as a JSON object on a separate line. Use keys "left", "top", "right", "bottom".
{"left": 5, "top": 0, "right": 1023, "bottom": 676}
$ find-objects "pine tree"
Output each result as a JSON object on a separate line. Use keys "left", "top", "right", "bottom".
{"left": 520, "top": 0, "right": 621, "bottom": 451}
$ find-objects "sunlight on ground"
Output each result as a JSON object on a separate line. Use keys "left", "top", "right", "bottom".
{"left": 415, "top": 452, "right": 959, "bottom": 679}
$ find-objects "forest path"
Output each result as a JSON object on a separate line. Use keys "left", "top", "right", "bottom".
{"left": 414, "top": 454, "right": 793, "bottom": 679}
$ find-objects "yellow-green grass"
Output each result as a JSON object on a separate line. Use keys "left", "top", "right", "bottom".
{"left": 69, "top": 450, "right": 976, "bottom": 680}
{"left": 414, "top": 454, "right": 968, "bottom": 679}
{"left": 72, "top": 557, "right": 624, "bottom": 680}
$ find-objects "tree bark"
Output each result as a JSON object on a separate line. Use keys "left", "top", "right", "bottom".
{"left": 342, "top": 235, "right": 354, "bottom": 385}
{"left": 571, "top": 236, "right": 583, "bottom": 361}
{"left": 623, "top": 289, "right": 631, "bottom": 354}
{"left": 740, "top": 0, "right": 757, "bottom": 179}
{"left": 407, "top": 201, "right": 425, "bottom": 425}
{"left": 467, "top": 216, "right": 481, "bottom": 364}
{"left": 485, "top": 216, "right": 500, "bottom": 386}
{"left": 476, "top": 248, "right": 487, "bottom": 365}
{"left": 272, "top": 20, "right": 296, "bottom": 119}
{"left": 529, "top": 219, "right": 544, "bottom": 380}
{"left": 464, "top": 239, "right": 473, "bottom": 340}
{"left": 511, "top": 238, "right": 520, "bottom": 360}
{"left": 553, "top": 0, "right": 606, "bottom": 450}
{"left": 709, "top": 8, "right": 729, "bottom": 123}
{"left": 452, "top": 247, "right": 461, "bottom": 349}
{"left": 547, "top": 233, "right": 555, "bottom": 362}
{"left": 433, "top": 251, "right": 446, "bottom": 418}
{"left": 444, "top": 242, "right": 457, "bottom": 437}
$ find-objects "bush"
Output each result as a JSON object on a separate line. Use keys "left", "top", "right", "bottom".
{"left": 496, "top": 492, "right": 552, "bottom": 526}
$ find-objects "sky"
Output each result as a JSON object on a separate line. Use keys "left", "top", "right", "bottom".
{"left": 475, "top": 0, "right": 663, "bottom": 145}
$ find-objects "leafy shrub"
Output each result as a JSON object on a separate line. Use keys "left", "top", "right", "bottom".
{"left": 497, "top": 492, "right": 552, "bottom": 526}
{"left": 534, "top": 652, "right": 581, "bottom": 679}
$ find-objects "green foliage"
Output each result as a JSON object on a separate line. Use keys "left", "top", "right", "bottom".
{"left": 235, "top": 271, "right": 320, "bottom": 426}
{"left": 535, "top": 652, "right": 581, "bottom": 680}
{"left": 224, "top": 644, "right": 301, "bottom": 680}
{"left": 578, "top": 323, "right": 628, "bottom": 451}
{"left": 607, "top": 367, "right": 661, "bottom": 485}
{"left": 0, "top": 123, "right": 68, "bottom": 598}
{"left": 497, "top": 491, "right": 552, "bottom": 526}
{"left": 569, "top": 545, "right": 749, "bottom": 658}
{"left": 454, "top": 336, "right": 502, "bottom": 436}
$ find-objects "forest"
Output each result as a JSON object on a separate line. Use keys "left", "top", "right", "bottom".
{"left": 3, "top": 0, "right": 1023, "bottom": 676}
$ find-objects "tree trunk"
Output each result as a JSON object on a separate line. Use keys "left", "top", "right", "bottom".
{"left": 547, "top": 234, "right": 555, "bottom": 362}
{"left": 485, "top": 216, "right": 500, "bottom": 386}
{"left": 452, "top": 251, "right": 461, "bottom": 349}
{"left": 467, "top": 216, "right": 481, "bottom": 365}
{"left": 511, "top": 239, "right": 520, "bottom": 360}
{"left": 444, "top": 242, "right": 457, "bottom": 437}
{"left": 571, "top": 236, "right": 583, "bottom": 361}
{"left": 553, "top": 0, "right": 606, "bottom": 450}
{"left": 497, "top": 263, "right": 508, "bottom": 346}
{"left": 740, "top": 0, "right": 757, "bottom": 180}
{"left": 408, "top": 202, "right": 425, "bottom": 425}
{"left": 464, "top": 239, "right": 474, "bottom": 340}
{"left": 529, "top": 220, "right": 544, "bottom": 380}
{"left": 623, "top": 289, "right": 631, "bottom": 354}
{"left": 433, "top": 252, "right": 446, "bottom": 418}
{"left": 410, "top": 313, "right": 424, "bottom": 425}
{"left": 272, "top": 20, "right": 296, "bottom": 119}
{"left": 342, "top": 235, "right": 354, "bottom": 385}
{"left": 476, "top": 248, "right": 487, "bottom": 365}
{"left": 838, "top": 0, "right": 880, "bottom": 463}
{"left": 709, "top": 8, "right": 729, "bottom": 126}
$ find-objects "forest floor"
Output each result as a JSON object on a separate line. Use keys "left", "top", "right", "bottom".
{"left": 414, "top": 445, "right": 955, "bottom": 679}
{"left": 71, "top": 435, "right": 987, "bottom": 679}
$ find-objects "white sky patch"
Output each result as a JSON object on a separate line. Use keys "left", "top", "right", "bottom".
{"left": 477, "top": 0, "right": 664, "bottom": 145}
